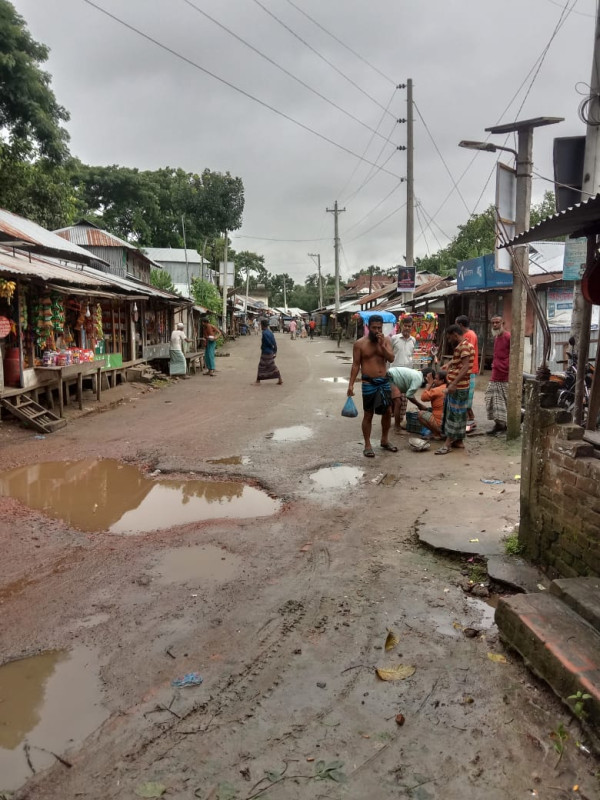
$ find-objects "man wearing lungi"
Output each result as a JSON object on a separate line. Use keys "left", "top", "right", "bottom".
{"left": 169, "top": 322, "right": 191, "bottom": 377}
{"left": 455, "top": 315, "right": 479, "bottom": 431}
{"left": 389, "top": 316, "right": 416, "bottom": 431}
{"left": 202, "top": 317, "right": 222, "bottom": 377}
{"left": 255, "top": 319, "right": 283, "bottom": 385}
{"left": 347, "top": 314, "right": 397, "bottom": 458}
{"left": 435, "top": 324, "right": 475, "bottom": 454}
{"left": 485, "top": 315, "right": 510, "bottom": 435}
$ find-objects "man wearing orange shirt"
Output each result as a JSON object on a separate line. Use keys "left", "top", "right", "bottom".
{"left": 456, "top": 316, "right": 479, "bottom": 431}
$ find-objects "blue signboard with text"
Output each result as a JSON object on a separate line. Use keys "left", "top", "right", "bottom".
{"left": 457, "top": 254, "right": 513, "bottom": 292}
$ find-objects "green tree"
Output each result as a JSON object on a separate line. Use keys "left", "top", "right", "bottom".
{"left": 0, "top": 0, "right": 70, "bottom": 163}
{"left": 191, "top": 278, "right": 222, "bottom": 313}
{"left": 0, "top": 156, "right": 77, "bottom": 228}
{"left": 235, "top": 250, "right": 266, "bottom": 287}
{"left": 149, "top": 268, "right": 176, "bottom": 293}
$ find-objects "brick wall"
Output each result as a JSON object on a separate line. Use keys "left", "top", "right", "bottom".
{"left": 520, "top": 380, "right": 600, "bottom": 578}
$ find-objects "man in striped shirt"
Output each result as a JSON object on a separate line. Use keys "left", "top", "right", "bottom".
{"left": 435, "top": 324, "right": 475, "bottom": 454}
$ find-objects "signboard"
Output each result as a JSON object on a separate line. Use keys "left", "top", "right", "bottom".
{"left": 0, "top": 316, "right": 11, "bottom": 338}
{"left": 547, "top": 287, "right": 573, "bottom": 329}
{"left": 218, "top": 261, "right": 235, "bottom": 288}
{"left": 396, "top": 266, "right": 416, "bottom": 293}
{"left": 563, "top": 237, "right": 587, "bottom": 281}
{"left": 495, "top": 162, "right": 516, "bottom": 272}
{"left": 457, "top": 254, "right": 513, "bottom": 292}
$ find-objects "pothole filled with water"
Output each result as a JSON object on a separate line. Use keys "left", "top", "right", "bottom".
{"left": 0, "top": 460, "right": 280, "bottom": 534}
{"left": 153, "top": 545, "right": 240, "bottom": 583}
{"left": 320, "top": 377, "right": 349, "bottom": 384}
{"left": 0, "top": 647, "right": 106, "bottom": 791}
{"left": 268, "top": 426, "right": 313, "bottom": 442}
{"left": 207, "top": 456, "right": 251, "bottom": 466}
{"left": 309, "top": 465, "right": 364, "bottom": 490}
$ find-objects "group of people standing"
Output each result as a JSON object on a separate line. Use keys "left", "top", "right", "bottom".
{"left": 347, "top": 313, "right": 511, "bottom": 457}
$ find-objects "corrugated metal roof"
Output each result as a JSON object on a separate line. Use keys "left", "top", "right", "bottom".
{"left": 143, "top": 247, "right": 207, "bottom": 264}
{"left": 0, "top": 208, "right": 107, "bottom": 265}
{"left": 0, "top": 248, "right": 114, "bottom": 288}
{"left": 503, "top": 194, "right": 600, "bottom": 245}
{"left": 54, "top": 221, "right": 139, "bottom": 251}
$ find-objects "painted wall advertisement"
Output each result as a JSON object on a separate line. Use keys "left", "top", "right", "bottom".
{"left": 397, "top": 266, "right": 416, "bottom": 292}
{"left": 546, "top": 287, "right": 573, "bottom": 329}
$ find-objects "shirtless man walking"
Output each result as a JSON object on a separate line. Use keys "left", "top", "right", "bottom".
{"left": 347, "top": 314, "right": 397, "bottom": 458}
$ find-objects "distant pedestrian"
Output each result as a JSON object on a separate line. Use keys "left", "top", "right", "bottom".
{"left": 253, "top": 318, "right": 260, "bottom": 335}
{"left": 309, "top": 319, "right": 316, "bottom": 341}
{"left": 289, "top": 318, "right": 297, "bottom": 340}
{"left": 435, "top": 324, "right": 475, "bottom": 454}
{"left": 169, "top": 322, "right": 191, "bottom": 377}
{"left": 455, "top": 315, "right": 479, "bottom": 431}
{"left": 485, "top": 315, "right": 510, "bottom": 435}
{"left": 389, "top": 316, "right": 416, "bottom": 431}
{"left": 202, "top": 316, "right": 222, "bottom": 377}
{"left": 255, "top": 319, "right": 283, "bottom": 385}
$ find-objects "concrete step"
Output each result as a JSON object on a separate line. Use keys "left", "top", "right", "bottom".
{"left": 495, "top": 592, "right": 600, "bottom": 736}
{"left": 486, "top": 554, "right": 550, "bottom": 593}
{"left": 550, "top": 577, "right": 600, "bottom": 634}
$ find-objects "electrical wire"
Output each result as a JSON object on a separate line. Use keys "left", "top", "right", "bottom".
{"left": 234, "top": 235, "right": 330, "bottom": 242}
{"left": 532, "top": 169, "right": 596, "bottom": 196}
{"left": 181, "top": 0, "right": 396, "bottom": 144}
{"left": 344, "top": 146, "right": 400, "bottom": 205}
{"left": 414, "top": 198, "right": 446, "bottom": 251}
{"left": 415, "top": 201, "right": 431, "bottom": 256}
{"left": 283, "top": 0, "right": 397, "bottom": 87}
{"left": 343, "top": 179, "right": 404, "bottom": 234}
{"left": 347, "top": 201, "right": 407, "bottom": 243}
{"left": 250, "top": 0, "right": 396, "bottom": 119}
{"left": 81, "top": 0, "right": 403, "bottom": 179}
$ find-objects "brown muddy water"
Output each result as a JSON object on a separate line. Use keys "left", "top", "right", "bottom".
{"left": 206, "top": 456, "right": 251, "bottom": 466}
{"left": 153, "top": 544, "right": 240, "bottom": 583}
{"left": 0, "top": 647, "right": 106, "bottom": 791}
{"left": 0, "top": 460, "right": 280, "bottom": 534}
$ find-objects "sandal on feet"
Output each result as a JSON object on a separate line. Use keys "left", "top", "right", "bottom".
{"left": 435, "top": 446, "right": 451, "bottom": 455}
{"left": 363, "top": 448, "right": 375, "bottom": 458}
{"left": 466, "top": 422, "right": 477, "bottom": 433}
{"left": 380, "top": 442, "right": 398, "bottom": 452}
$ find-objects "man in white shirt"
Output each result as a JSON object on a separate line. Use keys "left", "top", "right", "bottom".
{"left": 389, "top": 316, "right": 416, "bottom": 431}
{"left": 169, "top": 322, "right": 191, "bottom": 376}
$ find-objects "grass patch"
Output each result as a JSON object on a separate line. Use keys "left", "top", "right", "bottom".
{"left": 503, "top": 531, "right": 525, "bottom": 556}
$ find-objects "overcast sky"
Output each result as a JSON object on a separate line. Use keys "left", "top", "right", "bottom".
{"left": 12, "top": 0, "right": 598, "bottom": 283}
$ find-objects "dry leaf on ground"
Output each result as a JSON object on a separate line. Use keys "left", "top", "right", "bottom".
{"left": 385, "top": 630, "right": 399, "bottom": 651}
{"left": 375, "top": 664, "right": 416, "bottom": 681}
{"left": 487, "top": 652, "right": 507, "bottom": 664}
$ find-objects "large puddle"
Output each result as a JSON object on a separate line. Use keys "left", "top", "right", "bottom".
{"left": 0, "top": 460, "right": 280, "bottom": 533}
{"left": 268, "top": 426, "right": 313, "bottom": 442}
{"left": 153, "top": 545, "right": 240, "bottom": 583}
{"left": 310, "top": 465, "right": 364, "bottom": 490}
{"left": 0, "top": 647, "right": 106, "bottom": 791}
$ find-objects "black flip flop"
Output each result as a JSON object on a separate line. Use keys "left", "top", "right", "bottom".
{"left": 380, "top": 442, "right": 398, "bottom": 452}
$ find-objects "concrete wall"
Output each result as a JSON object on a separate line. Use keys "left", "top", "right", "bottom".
{"left": 520, "top": 379, "right": 600, "bottom": 577}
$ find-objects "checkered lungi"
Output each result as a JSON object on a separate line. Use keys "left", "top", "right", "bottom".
{"left": 442, "top": 388, "right": 469, "bottom": 441}
{"left": 484, "top": 381, "right": 508, "bottom": 425}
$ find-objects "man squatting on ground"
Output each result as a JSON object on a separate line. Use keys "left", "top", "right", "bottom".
{"left": 347, "top": 314, "right": 398, "bottom": 458}
{"left": 485, "top": 315, "right": 510, "bottom": 435}
{"left": 455, "top": 315, "right": 479, "bottom": 432}
{"left": 389, "top": 315, "right": 416, "bottom": 430}
{"left": 435, "top": 323, "right": 475, "bottom": 455}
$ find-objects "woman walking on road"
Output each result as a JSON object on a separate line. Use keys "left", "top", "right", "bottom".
{"left": 255, "top": 319, "right": 283, "bottom": 385}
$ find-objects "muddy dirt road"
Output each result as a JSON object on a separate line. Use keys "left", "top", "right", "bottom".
{"left": 1, "top": 334, "right": 598, "bottom": 799}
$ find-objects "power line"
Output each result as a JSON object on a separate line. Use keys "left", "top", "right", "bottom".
{"left": 181, "top": 0, "right": 395, "bottom": 145}
{"left": 415, "top": 201, "right": 431, "bottom": 255}
{"left": 250, "top": 0, "right": 396, "bottom": 120}
{"left": 347, "top": 201, "right": 407, "bottom": 243}
{"left": 344, "top": 146, "right": 400, "bottom": 204}
{"left": 81, "top": 0, "right": 403, "bottom": 180}
{"left": 283, "top": 0, "right": 397, "bottom": 87}
{"left": 234, "top": 235, "right": 330, "bottom": 242}
{"left": 343, "top": 179, "right": 404, "bottom": 234}
{"left": 415, "top": 198, "right": 446, "bottom": 251}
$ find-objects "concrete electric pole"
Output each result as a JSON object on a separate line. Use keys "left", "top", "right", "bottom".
{"left": 485, "top": 117, "right": 562, "bottom": 439}
{"left": 308, "top": 253, "right": 323, "bottom": 308}
{"left": 406, "top": 78, "right": 414, "bottom": 269}
{"left": 221, "top": 231, "right": 228, "bottom": 335}
{"left": 326, "top": 201, "right": 346, "bottom": 314}
{"left": 573, "top": 4, "right": 600, "bottom": 425}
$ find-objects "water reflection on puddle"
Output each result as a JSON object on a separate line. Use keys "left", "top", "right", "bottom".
{"left": 207, "top": 456, "right": 250, "bottom": 466}
{"left": 154, "top": 545, "right": 240, "bottom": 583}
{"left": 310, "top": 465, "right": 363, "bottom": 490}
{"left": 320, "top": 377, "right": 349, "bottom": 384}
{"left": 0, "top": 460, "right": 280, "bottom": 534}
{"left": 0, "top": 647, "right": 106, "bottom": 791}
{"left": 269, "top": 426, "right": 313, "bottom": 442}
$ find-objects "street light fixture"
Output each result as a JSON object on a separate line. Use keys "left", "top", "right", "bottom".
{"left": 458, "top": 140, "right": 518, "bottom": 160}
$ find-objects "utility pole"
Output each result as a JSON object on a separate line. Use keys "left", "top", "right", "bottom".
{"left": 573, "top": 4, "right": 600, "bottom": 425}
{"left": 221, "top": 231, "right": 228, "bottom": 335}
{"left": 406, "top": 77, "right": 414, "bottom": 268}
{"left": 283, "top": 276, "right": 287, "bottom": 311}
{"left": 326, "top": 201, "right": 346, "bottom": 313}
{"left": 308, "top": 253, "right": 323, "bottom": 308}
{"left": 486, "top": 117, "right": 562, "bottom": 439}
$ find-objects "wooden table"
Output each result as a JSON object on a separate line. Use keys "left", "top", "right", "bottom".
{"left": 35, "top": 360, "right": 105, "bottom": 417}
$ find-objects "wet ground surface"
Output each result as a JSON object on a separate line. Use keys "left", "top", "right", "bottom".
{"left": 0, "top": 334, "right": 598, "bottom": 799}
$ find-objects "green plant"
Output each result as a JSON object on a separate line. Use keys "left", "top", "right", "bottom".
{"left": 569, "top": 691, "right": 592, "bottom": 720}
{"left": 550, "top": 722, "right": 569, "bottom": 767}
{"left": 503, "top": 531, "right": 524, "bottom": 556}
{"left": 469, "top": 563, "right": 487, "bottom": 583}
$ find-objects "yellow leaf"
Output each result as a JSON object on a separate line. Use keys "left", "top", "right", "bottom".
{"left": 375, "top": 664, "right": 416, "bottom": 681}
{"left": 469, "top": 538, "right": 480, "bottom": 543}
{"left": 385, "top": 630, "right": 399, "bottom": 651}
{"left": 453, "top": 621, "right": 463, "bottom": 630}
{"left": 487, "top": 652, "right": 507, "bottom": 664}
